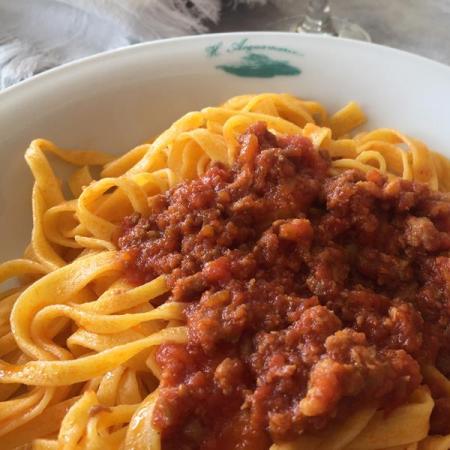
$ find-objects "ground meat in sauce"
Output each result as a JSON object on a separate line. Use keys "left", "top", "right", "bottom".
{"left": 118, "top": 122, "right": 450, "bottom": 450}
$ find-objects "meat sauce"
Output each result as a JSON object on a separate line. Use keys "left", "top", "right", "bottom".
{"left": 118, "top": 123, "right": 450, "bottom": 449}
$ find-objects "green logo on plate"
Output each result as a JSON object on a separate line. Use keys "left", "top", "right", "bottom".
{"left": 205, "top": 38, "right": 302, "bottom": 78}
{"left": 217, "top": 53, "right": 300, "bottom": 78}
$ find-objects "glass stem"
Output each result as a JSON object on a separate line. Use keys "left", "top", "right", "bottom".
{"left": 298, "top": 0, "right": 338, "bottom": 36}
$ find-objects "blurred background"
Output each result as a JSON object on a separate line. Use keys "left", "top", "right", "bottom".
{"left": 218, "top": 0, "right": 450, "bottom": 64}
{"left": 0, "top": 0, "right": 449, "bottom": 89}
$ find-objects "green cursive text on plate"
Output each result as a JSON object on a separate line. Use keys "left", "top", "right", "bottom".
{"left": 206, "top": 38, "right": 302, "bottom": 78}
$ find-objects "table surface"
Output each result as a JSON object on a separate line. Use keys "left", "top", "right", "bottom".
{"left": 214, "top": 0, "right": 450, "bottom": 66}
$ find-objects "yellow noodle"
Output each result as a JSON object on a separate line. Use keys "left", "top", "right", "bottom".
{"left": 0, "top": 93, "right": 449, "bottom": 450}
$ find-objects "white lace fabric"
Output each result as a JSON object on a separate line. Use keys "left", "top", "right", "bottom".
{"left": 0, "top": 0, "right": 265, "bottom": 89}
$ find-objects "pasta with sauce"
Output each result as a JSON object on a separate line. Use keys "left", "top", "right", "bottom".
{"left": 0, "top": 93, "right": 449, "bottom": 450}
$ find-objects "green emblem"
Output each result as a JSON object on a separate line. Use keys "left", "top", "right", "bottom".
{"left": 216, "top": 53, "right": 301, "bottom": 78}
{"left": 205, "top": 39, "right": 302, "bottom": 79}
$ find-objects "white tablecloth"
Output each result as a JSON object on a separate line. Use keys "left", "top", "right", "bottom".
{"left": 0, "top": 0, "right": 265, "bottom": 88}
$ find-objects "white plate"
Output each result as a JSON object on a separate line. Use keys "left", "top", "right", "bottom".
{"left": 1, "top": 32, "right": 449, "bottom": 261}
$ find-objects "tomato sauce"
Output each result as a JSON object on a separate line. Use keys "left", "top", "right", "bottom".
{"left": 118, "top": 123, "right": 450, "bottom": 448}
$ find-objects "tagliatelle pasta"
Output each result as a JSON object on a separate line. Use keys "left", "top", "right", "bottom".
{"left": 0, "top": 93, "right": 449, "bottom": 449}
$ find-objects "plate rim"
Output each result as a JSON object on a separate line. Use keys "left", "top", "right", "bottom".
{"left": 1, "top": 32, "right": 449, "bottom": 99}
